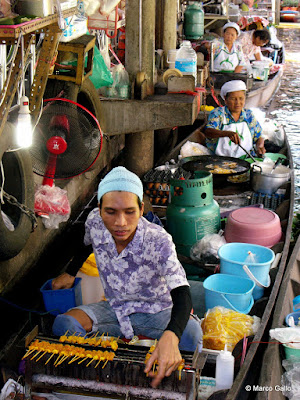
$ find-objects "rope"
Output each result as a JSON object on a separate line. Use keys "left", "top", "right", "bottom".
{"left": 167, "top": 90, "right": 202, "bottom": 115}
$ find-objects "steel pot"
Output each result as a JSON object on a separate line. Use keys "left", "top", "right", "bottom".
{"left": 250, "top": 163, "right": 291, "bottom": 194}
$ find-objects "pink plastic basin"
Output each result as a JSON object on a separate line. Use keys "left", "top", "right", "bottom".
{"left": 224, "top": 207, "right": 282, "bottom": 248}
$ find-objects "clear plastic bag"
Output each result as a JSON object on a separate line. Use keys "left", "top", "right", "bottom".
{"left": 0, "top": 0, "right": 15, "bottom": 18}
{"left": 281, "top": 362, "right": 300, "bottom": 399}
{"left": 1, "top": 210, "right": 15, "bottom": 231}
{"left": 180, "top": 141, "right": 211, "bottom": 158}
{"left": 34, "top": 185, "right": 70, "bottom": 229}
{"left": 106, "top": 64, "right": 130, "bottom": 98}
{"left": 262, "top": 118, "right": 284, "bottom": 147}
{"left": 202, "top": 306, "right": 259, "bottom": 351}
{"left": 190, "top": 232, "right": 226, "bottom": 263}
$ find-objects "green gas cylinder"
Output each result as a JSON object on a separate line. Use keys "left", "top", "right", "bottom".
{"left": 184, "top": 2, "right": 204, "bottom": 40}
{"left": 166, "top": 171, "right": 220, "bottom": 257}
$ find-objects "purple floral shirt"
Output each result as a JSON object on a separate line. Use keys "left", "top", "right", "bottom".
{"left": 84, "top": 208, "right": 189, "bottom": 338}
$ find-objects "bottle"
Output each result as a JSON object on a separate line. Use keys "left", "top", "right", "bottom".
{"left": 184, "top": 2, "right": 204, "bottom": 40}
{"left": 175, "top": 40, "right": 197, "bottom": 85}
{"left": 215, "top": 345, "right": 234, "bottom": 391}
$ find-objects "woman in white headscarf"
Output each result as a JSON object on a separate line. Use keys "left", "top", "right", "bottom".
{"left": 212, "top": 22, "right": 246, "bottom": 73}
{"left": 205, "top": 80, "right": 265, "bottom": 158}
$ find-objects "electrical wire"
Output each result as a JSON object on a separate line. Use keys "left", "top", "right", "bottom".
{"left": 0, "top": 34, "right": 22, "bottom": 108}
{"left": 0, "top": 295, "right": 60, "bottom": 316}
{"left": 0, "top": 161, "right": 5, "bottom": 204}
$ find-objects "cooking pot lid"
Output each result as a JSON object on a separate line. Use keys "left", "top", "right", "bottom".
{"left": 230, "top": 207, "right": 279, "bottom": 225}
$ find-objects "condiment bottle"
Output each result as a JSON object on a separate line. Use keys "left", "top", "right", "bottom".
{"left": 215, "top": 344, "right": 234, "bottom": 391}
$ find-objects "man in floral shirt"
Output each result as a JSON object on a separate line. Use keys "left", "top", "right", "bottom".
{"left": 52, "top": 167, "right": 201, "bottom": 387}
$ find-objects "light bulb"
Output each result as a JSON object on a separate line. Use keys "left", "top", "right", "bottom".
{"left": 16, "top": 96, "right": 33, "bottom": 148}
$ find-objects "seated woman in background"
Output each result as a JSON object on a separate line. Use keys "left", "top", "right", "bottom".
{"left": 212, "top": 22, "right": 246, "bottom": 73}
{"left": 237, "top": 29, "right": 271, "bottom": 64}
{"left": 204, "top": 80, "right": 266, "bottom": 158}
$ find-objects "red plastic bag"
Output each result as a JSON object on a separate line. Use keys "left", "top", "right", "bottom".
{"left": 34, "top": 185, "right": 70, "bottom": 229}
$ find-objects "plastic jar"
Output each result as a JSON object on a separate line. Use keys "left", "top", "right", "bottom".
{"left": 167, "top": 49, "right": 177, "bottom": 69}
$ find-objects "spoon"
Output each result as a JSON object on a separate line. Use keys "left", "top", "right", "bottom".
{"left": 270, "top": 158, "right": 282, "bottom": 174}
{"left": 238, "top": 143, "right": 257, "bottom": 163}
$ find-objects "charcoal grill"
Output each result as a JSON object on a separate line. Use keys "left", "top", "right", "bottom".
{"left": 24, "top": 335, "right": 207, "bottom": 400}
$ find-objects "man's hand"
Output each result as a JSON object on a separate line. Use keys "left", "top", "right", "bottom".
{"left": 144, "top": 330, "right": 182, "bottom": 388}
{"left": 225, "top": 130, "right": 240, "bottom": 145}
{"left": 52, "top": 273, "right": 75, "bottom": 290}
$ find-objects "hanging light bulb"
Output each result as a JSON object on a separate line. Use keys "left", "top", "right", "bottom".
{"left": 16, "top": 95, "right": 33, "bottom": 148}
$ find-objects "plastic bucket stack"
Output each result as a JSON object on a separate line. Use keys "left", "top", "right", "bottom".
{"left": 218, "top": 243, "right": 275, "bottom": 300}
{"left": 203, "top": 274, "right": 255, "bottom": 314}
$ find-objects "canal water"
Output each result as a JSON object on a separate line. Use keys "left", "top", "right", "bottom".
{"left": 266, "top": 28, "right": 300, "bottom": 212}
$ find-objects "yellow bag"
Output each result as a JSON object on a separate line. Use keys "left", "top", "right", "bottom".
{"left": 202, "top": 306, "right": 255, "bottom": 352}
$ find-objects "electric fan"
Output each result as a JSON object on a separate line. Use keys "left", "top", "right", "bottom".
{"left": 30, "top": 98, "right": 103, "bottom": 220}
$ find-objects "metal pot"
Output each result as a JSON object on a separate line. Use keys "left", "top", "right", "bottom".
{"left": 250, "top": 163, "right": 291, "bottom": 194}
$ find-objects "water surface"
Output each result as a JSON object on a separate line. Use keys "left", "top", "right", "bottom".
{"left": 266, "top": 28, "right": 300, "bottom": 212}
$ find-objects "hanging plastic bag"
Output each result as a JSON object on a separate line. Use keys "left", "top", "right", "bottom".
{"left": 34, "top": 185, "right": 71, "bottom": 229}
{"left": 100, "top": 0, "right": 122, "bottom": 15}
{"left": 106, "top": 63, "right": 130, "bottom": 98}
{"left": 0, "top": 0, "right": 16, "bottom": 19}
{"left": 90, "top": 45, "right": 113, "bottom": 89}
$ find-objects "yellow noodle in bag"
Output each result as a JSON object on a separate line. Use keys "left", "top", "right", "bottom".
{"left": 201, "top": 306, "right": 255, "bottom": 352}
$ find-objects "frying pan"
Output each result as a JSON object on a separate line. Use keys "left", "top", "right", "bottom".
{"left": 180, "top": 155, "right": 250, "bottom": 178}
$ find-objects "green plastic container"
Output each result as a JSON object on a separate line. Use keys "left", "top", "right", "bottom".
{"left": 265, "top": 153, "right": 287, "bottom": 162}
{"left": 184, "top": 3, "right": 204, "bottom": 40}
{"left": 166, "top": 171, "right": 220, "bottom": 257}
{"left": 283, "top": 344, "right": 300, "bottom": 360}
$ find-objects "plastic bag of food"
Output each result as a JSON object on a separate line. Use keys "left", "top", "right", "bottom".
{"left": 180, "top": 141, "right": 211, "bottom": 158}
{"left": 202, "top": 306, "right": 259, "bottom": 352}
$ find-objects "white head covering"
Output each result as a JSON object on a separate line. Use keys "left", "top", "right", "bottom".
{"left": 220, "top": 80, "right": 247, "bottom": 100}
{"left": 222, "top": 22, "right": 240, "bottom": 37}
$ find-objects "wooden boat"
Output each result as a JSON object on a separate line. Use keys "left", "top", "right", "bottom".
{"left": 257, "top": 235, "right": 300, "bottom": 400}
{"left": 156, "top": 124, "right": 294, "bottom": 400}
{"left": 1, "top": 124, "right": 294, "bottom": 400}
{"left": 245, "top": 67, "right": 284, "bottom": 108}
{"left": 208, "top": 67, "right": 284, "bottom": 109}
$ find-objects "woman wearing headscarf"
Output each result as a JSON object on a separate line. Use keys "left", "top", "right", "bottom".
{"left": 205, "top": 80, "right": 266, "bottom": 158}
{"left": 212, "top": 22, "right": 246, "bottom": 73}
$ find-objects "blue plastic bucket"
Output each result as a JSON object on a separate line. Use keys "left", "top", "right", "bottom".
{"left": 218, "top": 243, "right": 275, "bottom": 300}
{"left": 203, "top": 274, "right": 255, "bottom": 314}
{"left": 293, "top": 295, "right": 300, "bottom": 311}
{"left": 285, "top": 311, "right": 300, "bottom": 326}
{"left": 40, "top": 277, "right": 82, "bottom": 316}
